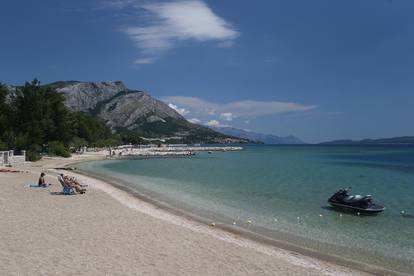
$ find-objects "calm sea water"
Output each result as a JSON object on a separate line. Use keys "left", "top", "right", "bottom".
{"left": 78, "top": 145, "right": 414, "bottom": 273}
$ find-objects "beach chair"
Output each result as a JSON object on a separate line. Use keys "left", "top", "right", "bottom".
{"left": 57, "top": 175, "right": 75, "bottom": 195}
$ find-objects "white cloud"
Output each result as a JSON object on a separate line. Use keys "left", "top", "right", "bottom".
{"left": 168, "top": 103, "right": 189, "bottom": 116}
{"left": 100, "top": 0, "right": 137, "bottom": 9}
{"left": 205, "top": 119, "right": 229, "bottom": 127}
{"left": 134, "top": 57, "right": 156, "bottom": 64}
{"left": 206, "top": 120, "right": 220, "bottom": 127}
{"left": 118, "top": 0, "right": 239, "bottom": 63}
{"left": 205, "top": 120, "right": 229, "bottom": 128}
{"left": 207, "top": 109, "right": 216, "bottom": 115}
{"left": 188, "top": 118, "right": 201, "bottom": 124}
{"left": 164, "top": 96, "right": 316, "bottom": 118}
{"left": 219, "top": 112, "right": 235, "bottom": 121}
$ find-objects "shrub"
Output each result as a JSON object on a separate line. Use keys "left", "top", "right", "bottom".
{"left": 26, "top": 144, "right": 42, "bottom": 161}
{"left": 48, "top": 141, "right": 71, "bottom": 158}
{"left": 26, "top": 150, "right": 41, "bottom": 161}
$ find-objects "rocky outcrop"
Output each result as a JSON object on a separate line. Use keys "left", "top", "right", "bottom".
{"left": 97, "top": 91, "right": 183, "bottom": 130}
{"left": 55, "top": 81, "right": 129, "bottom": 112}
{"left": 52, "top": 81, "right": 183, "bottom": 131}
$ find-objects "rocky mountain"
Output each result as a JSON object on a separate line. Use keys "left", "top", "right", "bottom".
{"left": 320, "top": 136, "right": 414, "bottom": 145}
{"left": 52, "top": 81, "right": 181, "bottom": 129}
{"left": 45, "top": 81, "right": 250, "bottom": 144}
{"left": 211, "top": 127, "right": 305, "bottom": 144}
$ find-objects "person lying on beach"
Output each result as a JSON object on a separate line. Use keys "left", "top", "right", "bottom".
{"left": 62, "top": 175, "right": 86, "bottom": 194}
{"left": 67, "top": 176, "right": 88, "bottom": 188}
{"left": 38, "top": 172, "right": 48, "bottom": 187}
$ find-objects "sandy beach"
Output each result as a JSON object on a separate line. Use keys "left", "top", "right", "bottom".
{"left": 0, "top": 154, "right": 370, "bottom": 275}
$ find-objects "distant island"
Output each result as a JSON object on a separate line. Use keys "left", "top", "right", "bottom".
{"left": 320, "top": 136, "right": 414, "bottom": 145}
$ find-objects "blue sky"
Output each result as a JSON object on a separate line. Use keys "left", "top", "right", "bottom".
{"left": 1, "top": 0, "right": 414, "bottom": 143}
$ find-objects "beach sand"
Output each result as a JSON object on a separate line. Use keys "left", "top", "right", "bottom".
{"left": 0, "top": 154, "right": 368, "bottom": 275}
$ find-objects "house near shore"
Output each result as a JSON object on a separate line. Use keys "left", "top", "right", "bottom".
{"left": 0, "top": 150, "right": 26, "bottom": 166}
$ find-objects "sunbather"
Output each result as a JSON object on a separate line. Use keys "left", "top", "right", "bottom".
{"left": 61, "top": 174, "right": 86, "bottom": 194}
{"left": 38, "top": 173, "right": 47, "bottom": 187}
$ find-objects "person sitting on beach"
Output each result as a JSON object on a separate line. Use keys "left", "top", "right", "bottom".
{"left": 38, "top": 172, "right": 48, "bottom": 187}
{"left": 62, "top": 174, "right": 86, "bottom": 194}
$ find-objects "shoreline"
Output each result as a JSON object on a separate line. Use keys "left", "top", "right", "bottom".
{"left": 63, "top": 158, "right": 401, "bottom": 275}
{"left": 0, "top": 154, "right": 399, "bottom": 275}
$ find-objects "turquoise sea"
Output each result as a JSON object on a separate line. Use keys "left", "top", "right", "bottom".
{"left": 78, "top": 145, "right": 414, "bottom": 274}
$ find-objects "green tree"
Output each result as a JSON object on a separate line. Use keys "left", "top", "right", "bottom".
{"left": 70, "top": 137, "right": 88, "bottom": 152}
{"left": 0, "top": 79, "right": 123, "bottom": 160}
{"left": 121, "top": 132, "right": 144, "bottom": 145}
{"left": 0, "top": 83, "right": 14, "bottom": 147}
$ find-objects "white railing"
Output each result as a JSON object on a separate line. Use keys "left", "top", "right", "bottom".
{"left": 0, "top": 150, "right": 26, "bottom": 166}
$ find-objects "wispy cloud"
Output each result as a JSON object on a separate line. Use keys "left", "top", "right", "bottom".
{"left": 163, "top": 96, "right": 317, "bottom": 118}
{"left": 188, "top": 118, "right": 201, "bottom": 124}
{"left": 219, "top": 112, "right": 235, "bottom": 121}
{"left": 105, "top": 0, "right": 239, "bottom": 63}
{"left": 99, "top": 0, "right": 138, "bottom": 10}
{"left": 205, "top": 120, "right": 228, "bottom": 127}
{"left": 163, "top": 96, "right": 316, "bottom": 128}
{"left": 134, "top": 57, "right": 157, "bottom": 64}
{"left": 206, "top": 119, "right": 220, "bottom": 127}
{"left": 168, "top": 103, "right": 190, "bottom": 116}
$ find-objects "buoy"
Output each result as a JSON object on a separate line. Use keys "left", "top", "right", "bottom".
{"left": 339, "top": 214, "right": 343, "bottom": 218}
{"left": 247, "top": 219, "right": 252, "bottom": 224}
{"left": 401, "top": 210, "right": 405, "bottom": 215}
{"left": 210, "top": 222, "right": 216, "bottom": 227}
{"left": 357, "top": 212, "right": 361, "bottom": 216}
{"left": 274, "top": 218, "right": 278, "bottom": 222}
{"left": 319, "top": 214, "right": 323, "bottom": 218}
{"left": 232, "top": 221, "right": 236, "bottom": 225}
{"left": 297, "top": 216, "right": 301, "bottom": 220}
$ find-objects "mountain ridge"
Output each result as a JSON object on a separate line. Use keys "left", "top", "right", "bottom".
{"left": 211, "top": 126, "right": 305, "bottom": 144}
{"left": 6, "top": 81, "right": 251, "bottom": 144}
{"left": 319, "top": 136, "right": 414, "bottom": 145}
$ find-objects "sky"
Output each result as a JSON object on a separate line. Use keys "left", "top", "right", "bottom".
{"left": 1, "top": 0, "right": 414, "bottom": 143}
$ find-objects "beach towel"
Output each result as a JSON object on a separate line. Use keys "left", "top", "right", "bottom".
{"left": 28, "top": 184, "right": 50, "bottom": 188}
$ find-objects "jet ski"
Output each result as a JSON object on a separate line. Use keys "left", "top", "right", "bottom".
{"left": 328, "top": 188, "right": 385, "bottom": 213}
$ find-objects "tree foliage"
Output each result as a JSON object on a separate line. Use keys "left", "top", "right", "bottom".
{"left": 0, "top": 79, "right": 143, "bottom": 160}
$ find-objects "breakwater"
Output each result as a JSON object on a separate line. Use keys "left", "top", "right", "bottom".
{"left": 108, "top": 146, "right": 243, "bottom": 157}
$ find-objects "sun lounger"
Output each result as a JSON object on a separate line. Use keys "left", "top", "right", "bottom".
{"left": 57, "top": 175, "right": 75, "bottom": 195}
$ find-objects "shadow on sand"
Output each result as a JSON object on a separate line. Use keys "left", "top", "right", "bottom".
{"left": 49, "top": 191, "right": 75, "bottom": 196}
